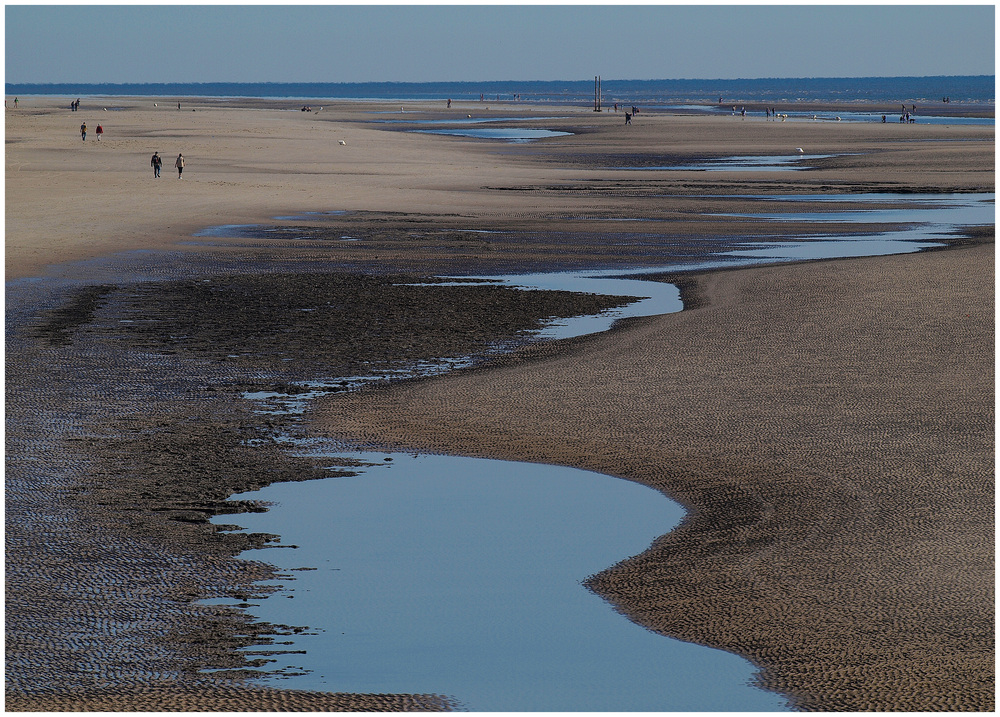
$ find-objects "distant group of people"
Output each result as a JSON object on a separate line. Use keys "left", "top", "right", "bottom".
{"left": 476, "top": 93, "right": 521, "bottom": 102}
{"left": 728, "top": 105, "right": 782, "bottom": 119}
{"left": 64, "top": 106, "right": 185, "bottom": 175}
{"left": 899, "top": 104, "right": 917, "bottom": 123}
{"left": 70, "top": 98, "right": 82, "bottom": 111}
{"left": 150, "top": 151, "right": 184, "bottom": 178}
{"left": 618, "top": 104, "right": 640, "bottom": 125}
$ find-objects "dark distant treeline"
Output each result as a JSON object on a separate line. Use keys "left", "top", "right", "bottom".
{"left": 5, "top": 77, "right": 995, "bottom": 104}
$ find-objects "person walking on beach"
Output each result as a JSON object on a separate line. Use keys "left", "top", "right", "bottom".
{"left": 95, "top": 124, "right": 103, "bottom": 141}
{"left": 151, "top": 151, "right": 162, "bottom": 178}
{"left": 624, "top": 112, "right": 632, "bottom": 125}
{"left": 80, "top": 123, "right": 87, "bottom": 141}
{"left": 174, "top": 153, "right": 185, "bottom": 178}
{"left": 13, "top": 97, "right": 18, "bottom": 108}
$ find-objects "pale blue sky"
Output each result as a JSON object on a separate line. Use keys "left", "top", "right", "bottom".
{"left": 5, "top": 4, "right": 995, "bottom": 83}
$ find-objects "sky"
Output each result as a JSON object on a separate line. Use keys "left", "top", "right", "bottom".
{"left": 4, "top": 4, "right": 996, "bottom": 84}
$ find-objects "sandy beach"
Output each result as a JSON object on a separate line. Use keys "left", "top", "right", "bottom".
{"left": 5, "top": 96, "right": 994, "bottom": 711}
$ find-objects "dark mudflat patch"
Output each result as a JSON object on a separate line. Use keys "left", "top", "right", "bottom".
{"left": 111, "top": 271, "right": 633, "bottom": 374}
{"left": 8, "top": 263, "right": 634, "bottom": 708}
{"left": 34, "top": 284, "right": 118, "bottom": 345}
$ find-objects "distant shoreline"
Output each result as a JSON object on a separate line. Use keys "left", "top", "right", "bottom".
{"left": 6, "top": 94, "right": 993, "bottom": 122}
{"left": 6, "top": 75, "right": 995, "bottom": 106}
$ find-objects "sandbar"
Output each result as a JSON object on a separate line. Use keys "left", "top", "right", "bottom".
{"left": 5, "top": 95, "right": 994, "bottom": 711}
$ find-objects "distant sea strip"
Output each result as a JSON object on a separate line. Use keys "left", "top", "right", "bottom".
{"left": 5, "top": 76, "right": 995, "bottom": 105}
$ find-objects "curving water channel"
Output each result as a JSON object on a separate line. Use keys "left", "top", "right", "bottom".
{"left": 415, "top": 127, "right": 572, "bottom": 141}
{"left": 206, "top": 192, "right": 992, "bottom": 709}
{"left": 375, "top": 114, "right": 575, "bottom": 141}
{"left": 618, "top": 154, "right": 845, "bottom": 171}
{"left": 213, "top": 452, "right": 785, "bottom": 711}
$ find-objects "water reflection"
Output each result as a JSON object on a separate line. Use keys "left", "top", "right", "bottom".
{"left": 415, "top": 127, "right": 572, "bottom": 141}
{"left": 448, "top": 194, "right": 992, "bottom": 338}
{"left": 202, "top": 192, "right": 992, "bottom": 709}
{"left": 718, "top": 192, "right": 993, "bottom": 225}
{"left": 375, "top": 116, "right": 566, "bottom": 125}
{"left": 451, "top": 272, "right": 681, "bottom": 341}
{"left": 213, "top": 452, "right": 788, "bottom": 712}
{"left": 623, "top": 154, "right": 841, "bottom": 171}
{"left": 723, "top": 238, "right": 937, "bottom": 260}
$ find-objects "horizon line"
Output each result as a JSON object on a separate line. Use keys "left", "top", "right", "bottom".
{"left": 6, "top": 74, "right": 996, "bottom": 87}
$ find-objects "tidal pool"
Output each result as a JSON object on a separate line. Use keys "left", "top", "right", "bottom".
{"left": 712, "top": 193, "right": 992, "bottom": 261}
{"left": 722, "top": 237, "right": 938, "bottom": 261}
{"left": 415, "top": 127, "right": 572, "bottom": 141}
{"left": 433, "top": 272, "right": 681, "bottom": 341}
{"left": 442, "top": 194, "right": 992, "bottom": 336}
{"left": 718, "top": 192, "right": 994, "bottom": 225}
{"left": 621, "top": 154, "right": 841, "bottom": 171}
{"left": 376, "top": 116, "right": 566, "bottom": 125}
{"left": 213, "top": 452, "right": 788, "bottom": 712}
{"left": 201, "top": 192, "right": 991, "bottom": 709}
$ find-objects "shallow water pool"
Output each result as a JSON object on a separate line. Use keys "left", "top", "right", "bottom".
{"left": 212, "top": 452, "right": 788, "bottom": 711}
{"left": 622, "top": 154, "right": 841, "bottom": 171}
{"left": 415, "top": 127, "right": 572, "bottom": 141}
{"left": 200, "top": 191, "right": 992, "bottom": 710}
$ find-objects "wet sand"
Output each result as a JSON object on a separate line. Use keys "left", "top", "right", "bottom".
{"left": 5, "top": 96, "right": 994, "bottom": 711}
{"left": 314, "top": 242, "right": 994, "bottom": 711}
{"left": 6, "top": 96, "right": 993, "bottom": 281}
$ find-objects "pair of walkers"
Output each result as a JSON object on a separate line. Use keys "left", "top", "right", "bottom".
{"left": 150, "top": 151, "right": 184, "bottom": 178}
{"left": 81, "top": 123, "right": 103, "bottom": 141}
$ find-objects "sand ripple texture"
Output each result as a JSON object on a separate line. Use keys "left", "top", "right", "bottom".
{"left": 6, "top": 249, "right": 625, "bottom": 711}
{"left": 314, "top": 242, "right": 995, "bottom": 712}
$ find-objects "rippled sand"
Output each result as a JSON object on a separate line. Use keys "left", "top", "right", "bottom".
{"left": 316, "top": 241, "right": 994, "bottom": 711}
{"left": 5, "top": 96, "right": 994, "bottom": 711}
